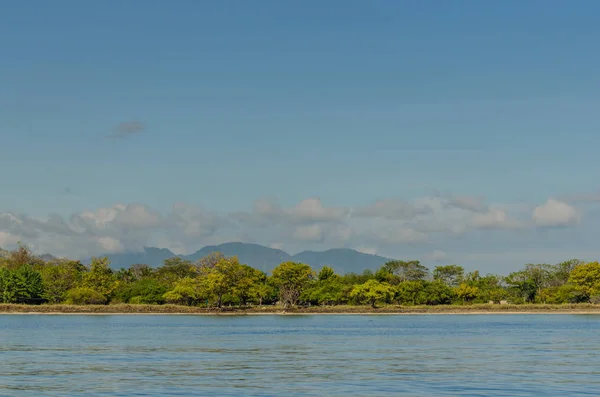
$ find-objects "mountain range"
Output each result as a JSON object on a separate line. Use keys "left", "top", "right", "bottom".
{"left": 95, "top": 242, "right": 392, "bottom": 274}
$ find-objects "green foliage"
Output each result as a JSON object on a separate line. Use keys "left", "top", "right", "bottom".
{"left": 0, "top": 266, "right": 44, "bottom": 303}
{"left": 114, "top": 278, "right": 168, "bottom": 304}
{"left": 462, "top": 272, "right": 506, "bottom": 303}
{"left": 163, "top": 277, "right": 203, "bottom": 306}
{"left": 341, "top": 270, "right": 375, "bottom": 285}
{"left": 350, "top": 279, "right": 394, "bottom": 307}
{"left": 82, "top": 257, "right": 119, "bottom": 301}
{"left": 0, "top": 268, "right": 25, "bottom": 303}
{"left": 156, "top": 257, "right": 196, "bottom": 286}
{"left": 65, "top": 287, "right": 107, "bottom": 305}
{"left": 537, "top": 284, "right": 587, "bottom": 304}
{"left": 455, "top": 283, "right": 479, "bottom": 303}
{"left": 396, "top": 281, "right": 426, "bottom": 305}
{"left": 4, "top": 243, "right": 45, "bottom": 270}
{"left": 303, "top": 268, "right": 346, "bottom": 305}
{"left": 382, "top": 260, "right": 429, "bottom": 282}
{"left": 568, "top": 261, "right": 600, "bottom": 300}
{"left": 199, "top": 256, "right": 246, "bottom": 307}
{"left": 433, "top": 265, "right": 464, "bottom": 287}
{"left": 318, "top": 266, "right": 336, "bottom": 281}
{"left": 40, "top": 260, "right": 85, "bottom": 303}
{"left": 232, "top": 265, "right": 268, "bottom": 306}
{"left": 423, "top": 280, "right": 455, "bottom": 305}
{"left": 271, "top": 261, "right": 315, "bottom": 307}
{"left": 15, "top": 265, "right": 44, "bottom": 299}
{"left": 0, "top": 246, "right": 596, "bottom": 309}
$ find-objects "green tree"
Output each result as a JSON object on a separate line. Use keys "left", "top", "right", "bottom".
{"left": 383, "top": 260, "right": 429, "bottom": 282}
{"left": 271, "top": 261, "right": 315, "bottom": 308}
{"left": 15, "top": 265, "right": 44, "bottom": 300}
{"left": 0, "top": 266, "right": 44, "bottom": 303}
{"left": 65, "top": 287, "right": 107, "bottom": 305}
{"left": 548, "top": 259, "right": 584, "bottom": 286}
{"left": 396, "top": 281, "right": 426, "bottom": 305}
{"left": 341, "top": 270, "right": 375, "bottom": 285}
{"left": 4, "top": 243, "right": 45, "bottom": 270}
{"left": 303, "top": 268, "right": 346, "bottom": 306}
{"left": 463, "top": 271, "right": 505, "bottom": 303}
{"left": 423, "top": 280, "right": 455, "bottom": 305}
{"left": 232, "top": 265, "right": 267, "bottom": 306}
{"left": 156, "top": 257, "right": 196, "bottom": 286}
{"left": 505, "top": 266, "right": 548, "bottom": 303}
{"left": 318, "top": 266, "right": 336, "bottom": 281}
{"left": 433, "top": 265, "right": 464, "bottom": 287}
{"left": 114, "top": 278, "right": 168, "bottom": 304}
{"left": 538, "top": 284, "right": 588, "bottom": 304}
{"left": 455, "top": 283, "right": 479, "bottom": 303}
{"left": 199, "top": 256, "right": 246, "bottom": 308}
{"left": 82, "top": 257, "right": 119, "bottom": 300}
{"left": 350, "top": 279, "right": 394, "bottom": 308}
{"left": 568, "top": 261, "right": 600, "bottom": 300}
{"left": 40, "top": 260, "right": 86, "bottom": 303}
{"left": 0, "top": 268, "right": 24, "bottom": 303}
{"left": 162, "top": 277, "right": 203, "bottom": 306}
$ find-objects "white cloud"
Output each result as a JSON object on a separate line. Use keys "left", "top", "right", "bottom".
{"left": 352, "top": 199, "right": 432, "bottom": 220}
{"left": 370, "top": 227, "right": 429, "bottom": 245}
{"left": 270, "top": 242, "right": 285, "bottom": 250}
{"left": 425, "top": 249, "right": 449, "bottom": 262}
{"left": 231, "top": 197, "right": 348, "bottom": 227}
{"left": 445, "top": 196, "right": 488, "bottom": 212}
{"left": 1, "top": 194, "right": 591, "bottom": 264}
{"left": 292, "top": 224, "right": 324, "bottom": 242}
{"left": 0, "top": 202, "right": 228, "bottom": 258}
{"left": 356, "top": 246, "right": 379, "bottom": 255}
{"left": 0, "top": 231, "right": 21, "bottom": 247}
{"left": 471, "top": 209, "right": 524, "bottom": 229}
{"left": 532, "top": 199, "right": 581, "bottom": 227}
{"left": 97, "top": 236, "right": 125, "bottom": 253}
{"left": 73, "top": 203, "right": 161, "bottom": 231}
{"left": 289, "top": 198, "right": 349, "bottom": 223}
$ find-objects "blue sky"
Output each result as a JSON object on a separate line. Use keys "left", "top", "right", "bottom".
{"left": 1, "top": 1, "right": 600, "bottom": 273}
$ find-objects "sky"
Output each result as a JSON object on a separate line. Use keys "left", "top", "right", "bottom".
{"left": 1, "top": 0, "right": 600, "bottom": 273}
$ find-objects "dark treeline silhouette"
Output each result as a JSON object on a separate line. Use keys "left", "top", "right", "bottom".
{"left": 1, "top": 244, "right": 599, "bottom": 308}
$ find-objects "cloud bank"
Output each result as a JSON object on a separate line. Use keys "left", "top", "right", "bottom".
{"left": 1, "top": 194, "right": 592, "bottom": 269}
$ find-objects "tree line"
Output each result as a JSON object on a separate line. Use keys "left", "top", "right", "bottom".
{"left": 1, "top": 245, "right": 600, "bottom": 307}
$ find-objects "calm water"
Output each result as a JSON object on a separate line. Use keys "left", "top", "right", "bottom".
{"left": 1, "top": 314, "right": 599, "bottom": 396}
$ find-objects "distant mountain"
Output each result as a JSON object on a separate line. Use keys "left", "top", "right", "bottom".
{"left": 186, "top": 242, "right": 291, "bottom": 273}
{"left": 291, "top": 248, "right": 390, "bottom": 274}
{"left": 98, "top": 247, "right": 177, "bottom": 268}
{"left": 0, "top": 247, "right": 56, "bottom": 262}
{"left": 96, "top": 242, "right": 392, "bottom": 274}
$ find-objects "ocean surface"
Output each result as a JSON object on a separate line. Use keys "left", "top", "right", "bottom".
{"left": 1, "top": 314, "right": 599, "bottom": 396}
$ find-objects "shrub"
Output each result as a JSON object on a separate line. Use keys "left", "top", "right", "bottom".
{"left": 65, "top": 287, "right": 107, "bottom": 305}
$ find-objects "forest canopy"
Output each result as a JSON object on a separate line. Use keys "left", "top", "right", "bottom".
{"left": 1, "top": 245, "right": 598, "bottom": 308}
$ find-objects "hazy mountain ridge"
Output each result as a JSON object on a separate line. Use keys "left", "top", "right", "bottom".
{"left": 93, "top": 242, "right": 392, "bottom": 274}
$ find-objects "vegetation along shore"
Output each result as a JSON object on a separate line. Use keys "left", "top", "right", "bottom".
{"left": 2, "top": 244, "right": 600, "bottom": 312}
{"left": 2, "top": 303, "right": 600, "bottom": 315}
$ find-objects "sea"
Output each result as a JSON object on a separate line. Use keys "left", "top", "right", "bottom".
{"left": 1, "top": 314, "right": 599, "bottom": 396}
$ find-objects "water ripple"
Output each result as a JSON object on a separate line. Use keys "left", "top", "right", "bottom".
{"left": 1, "top": 314, "right": 599, "bottom": 396}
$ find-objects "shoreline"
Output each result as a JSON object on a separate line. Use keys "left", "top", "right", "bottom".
{"left": 3, "top": 311, "right": 600, "bottom": 316}
{"left": 2, "top": 304, "right": 600, "bottom": 316}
